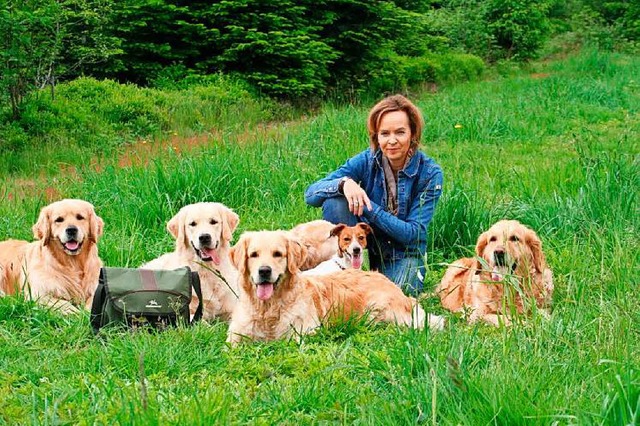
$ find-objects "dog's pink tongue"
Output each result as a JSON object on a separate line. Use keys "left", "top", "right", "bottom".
{"left": 201, "top": 247, "right": 221, "bottom": 265}
{"left": 256, "top": 283, "right": 274, "bottom": 300}
{"left": 352, "top": 255, "right": 363, "bottom": 269}
{"left": 65, "top": 241, "right": 79, "bottom": 251}
{"left": 491, "top": 268, "right": 503, "bottom": 281}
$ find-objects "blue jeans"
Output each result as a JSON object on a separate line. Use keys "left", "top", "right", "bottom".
{"left": 322, "top": 197, "right": 425, "bottom": 294}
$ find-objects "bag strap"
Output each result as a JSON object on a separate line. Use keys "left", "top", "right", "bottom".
{"left": 90, "top": 268, "right": 108, "bottom": 334}
{"left": 190, "top": 270, "right": 204, "bottom": 324}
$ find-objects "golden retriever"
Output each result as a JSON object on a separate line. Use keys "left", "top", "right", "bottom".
{"left": 302, "top": 222, "right": 372, "bottom": 275}
{"left": 289, "top": 219, "right": 337, "bottom": 270}
{"left": 436, "top": 220, "right": 553, "bottom": 326}
{"left": 226, "top": 230, "right": 444, "bottom": 345}
{"left": 0, "top": 199, "right": 104, "bottom": 313}
{"left": 142, "top": 202, "right": 240, "bottom": 321}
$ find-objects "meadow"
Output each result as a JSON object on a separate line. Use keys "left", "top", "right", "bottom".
{"left": 0, "top": 48, "right": 638, "bottom": 424}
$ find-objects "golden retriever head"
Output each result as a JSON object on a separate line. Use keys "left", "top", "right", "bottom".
{"left": 32, "top": 199, "right": 104, "bottom": 255}
{"left": 331, "top": 222, "right": 372, "bottom": 269}
{"left": 475, "top": 220, "right": 546, "bottom": 281}
{"left": 167, "top": 202, "right": 239, "bottom": 264}
{"left": 229, "top": 230, "right": 307, "bottom": 301}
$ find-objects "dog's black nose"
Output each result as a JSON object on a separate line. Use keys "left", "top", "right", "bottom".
{"left": 494, "top": 249, "right": 506, "bottom": 267}
{"left": 66, "top": 226, "right": 78, "bottom": 238}
{"left": 353, "top": 247, "right": 361, "bottom": 255}
{"left": 199, "top": 234, "right": 212, "bottom": 245}
{"left": 258, "top": 266, "right": 272, "bottom": 280}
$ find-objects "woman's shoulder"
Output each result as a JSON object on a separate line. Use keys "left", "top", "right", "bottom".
{"left": 414, "top": 150, "right": 442, "bottom": 173}
{"left": 347, "top": 148, "right": 375, "bottom": 165}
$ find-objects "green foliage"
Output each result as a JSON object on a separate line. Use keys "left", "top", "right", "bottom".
{"left": 314, "top": 0, "right": 418, "bottom": 90}
{"left": 427, "top": 0, "right": 554, "bottom": 61}
{"left": 209, "top": 0, "right": 338, "bottom": 98}
{"left": 0, "top": 0, "right": 62, "bottom": 118}
{"left": 486, "top": 0, "right": 553, "bottom": 60}
{"left": 93, "top": 0, "right": 215, "bottom": 83}
{"left": 0, "top": 75, "right": 282, "bottom": 175}
{"left": 52, "top": 0, "right": 121, "bottom": 79}
{"left": 0, "top": 0, "right": 118, "bottom": 118}
{"left": 4, "top": 0, "right": 640, "bottom": 101}
{"left": 367, "top": 52, "right": 485, "bottom": 95}
{"left": 84, "top": 0, "right": 459, "bottom": 98}
{"left": 582, "top": 0, "right": 640, "bottom": 41}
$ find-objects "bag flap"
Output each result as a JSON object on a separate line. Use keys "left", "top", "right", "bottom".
{"left": 102, "top": 267, "right": 192, "bottom": 315}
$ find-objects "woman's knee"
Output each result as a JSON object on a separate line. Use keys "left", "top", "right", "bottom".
{"left": 321, "top": 197, "right": 358, "bottom": 226}
{"left": 383, "top": 257, "right": 425, "bottom": 294}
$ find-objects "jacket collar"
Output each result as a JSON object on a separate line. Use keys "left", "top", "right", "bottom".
{"left": 373, "top": 149, "right": 421, "bottom": 178}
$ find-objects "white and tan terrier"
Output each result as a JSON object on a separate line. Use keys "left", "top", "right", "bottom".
{"left": 301, "top": 222, "right": 372, "bottom": 276}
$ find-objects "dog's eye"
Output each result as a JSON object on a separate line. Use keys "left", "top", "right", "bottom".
{"left": 55, "top": 217, "right": 64, "bottom": 223}
{"left": 509, "top": 235, "right": 520, "bottom": 242}
{"left": 489, "top": 236, "right": 497, "bottom": 242}
{"left": 358, "top": 236, "right": 366, "bottom": 241}
{"left": 343, "top": 237, "right": 352, "bottom": 243}
{"left": 249, "top": 251, "right": 258, "bottom": 258}
{"left": 76, "top": 214, "right": 85, "bottom": 220}
{"left": 189, "top": 221, "right": 197, "bottom": 227}
{"left": 210, "top": 219, "right": 218, "bottom": 225}
{"left": 273, "top": 251, "right": 283, "bottom": 258}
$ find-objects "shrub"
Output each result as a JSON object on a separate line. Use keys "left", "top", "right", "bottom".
{"left": 486, "top": 0, "right": 553, "bottom": 60}
{"left": 432, "top": 53, "right": 486, "bottom": 83}
{"left": 427, "top": 0, "right": 553, "bottom": 61}
{"left": 0, "top": 73, "right": 277, "bottom": 172}
{"left": 366, "top": 51, "right": 485, "bottom": 95}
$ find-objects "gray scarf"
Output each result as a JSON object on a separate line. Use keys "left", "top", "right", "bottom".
{"left": 381, "top": 156, "right": 399, "bottom": 215}
{"left": 381, "top": 151, "right": 414, "bottom": 216}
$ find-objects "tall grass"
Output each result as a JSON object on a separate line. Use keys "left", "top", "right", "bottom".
{"left": 0, "top": 48, "right": 638, "bottom": 424}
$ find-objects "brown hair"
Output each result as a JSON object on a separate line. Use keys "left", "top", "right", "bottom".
{"left": 367, "top": 94, "right": 424, "bottom": 152}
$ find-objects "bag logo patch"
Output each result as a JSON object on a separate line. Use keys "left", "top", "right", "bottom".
{"left": 145, "top": 299, "right": 162, "bottom": 309}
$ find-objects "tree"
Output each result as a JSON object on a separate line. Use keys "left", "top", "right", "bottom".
{"left": 1, "top": 1, "right": 59, "bottom": 118}
{"left": 0, "top": 0, "right": 118, "bottom": 119}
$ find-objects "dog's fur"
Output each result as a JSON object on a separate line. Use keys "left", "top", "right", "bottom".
{"left": 436, "top": 220, "right": 553, "bottom": 326}
{"left": 142, "top": 202, "right": 240, "bottom": 321}
{"left": 226, "top": 230, "right": 444, "bottom": 345}
{"left": 302, "top": 222, "right": 372, "bottom": 275}
{"left": 0, "top": 199, "right": 104, "bottom": 313}
{"left": 289, "top": 219, "right": 337, "bottom": 270}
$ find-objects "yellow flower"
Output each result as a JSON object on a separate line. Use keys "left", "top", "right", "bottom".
{"left": 454, "top": 124, "right": 463, "bottom": 129}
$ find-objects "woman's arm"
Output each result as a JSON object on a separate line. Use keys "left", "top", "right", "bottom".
{"left": 362, "top": 168, "right": 443, "bottom": 247}
{"left": 304, "top": 150, "right": 370, "bottom": 207}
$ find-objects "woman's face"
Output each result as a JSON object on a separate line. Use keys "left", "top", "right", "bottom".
{"left": 378, "top": 110, "right": 412, "bottom": 170}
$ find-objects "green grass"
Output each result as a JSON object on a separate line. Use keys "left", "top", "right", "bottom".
{"left": 1, "top": 48, "right": 639, "bottom": 424}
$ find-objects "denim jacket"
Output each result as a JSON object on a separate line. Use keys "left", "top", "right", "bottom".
{"left": 304, "top": 148, "right": 443, "bottom": 262}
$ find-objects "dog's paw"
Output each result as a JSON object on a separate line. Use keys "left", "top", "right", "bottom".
{"left": 427, "top": 314, "right": 446, "bottom": 331}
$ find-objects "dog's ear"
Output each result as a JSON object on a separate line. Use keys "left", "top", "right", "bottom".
{"left": 221, "top": 206, "right": 240, "bottom": 243}
{"left": 167, "top": 209, "right": 189, "bottom": 249}
{"left": 286, "top": 235, "right": 308, "bottom": 275}
{"left": 229, "top": 235, "right": 249, "bottom": 276}
{"left": 357, "top": 222, "right": 373, "bottom": 235}
{"left": 88, "top": 210, "right": 104, "bottom": 244}
{"left": 32, "top": 205, "right": 52, "bottom": 245}
{"left": 475, "top": 231, "right": 488, "bottom": 257}
{"left": 525, "top": 228, "right": 546, "bottom": 272}
{"left": 474, "top": 230, "right": 489, "bottom": 268}
{"left": 330, "top": 224, "right": 346, "bottom": 238}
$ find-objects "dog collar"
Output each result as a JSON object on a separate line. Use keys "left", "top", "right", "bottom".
{"left": 333, "top": 259, "right": 346, "bottom": 270}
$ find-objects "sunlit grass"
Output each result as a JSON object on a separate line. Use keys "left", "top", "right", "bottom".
{"left": 0, "top": 48, "right": 638, "bottom": 424}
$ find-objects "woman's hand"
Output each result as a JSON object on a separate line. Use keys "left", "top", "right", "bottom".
{"left": 343, "top": 178, "right": 372, "bottom": 216}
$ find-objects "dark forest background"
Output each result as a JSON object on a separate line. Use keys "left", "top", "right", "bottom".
{"left": 1, "top": 0, "right": 638, "bottom": 157}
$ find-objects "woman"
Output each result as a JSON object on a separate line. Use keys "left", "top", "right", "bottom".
{"left": 304, "top": 94, "right": 443, "bottom": 293}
